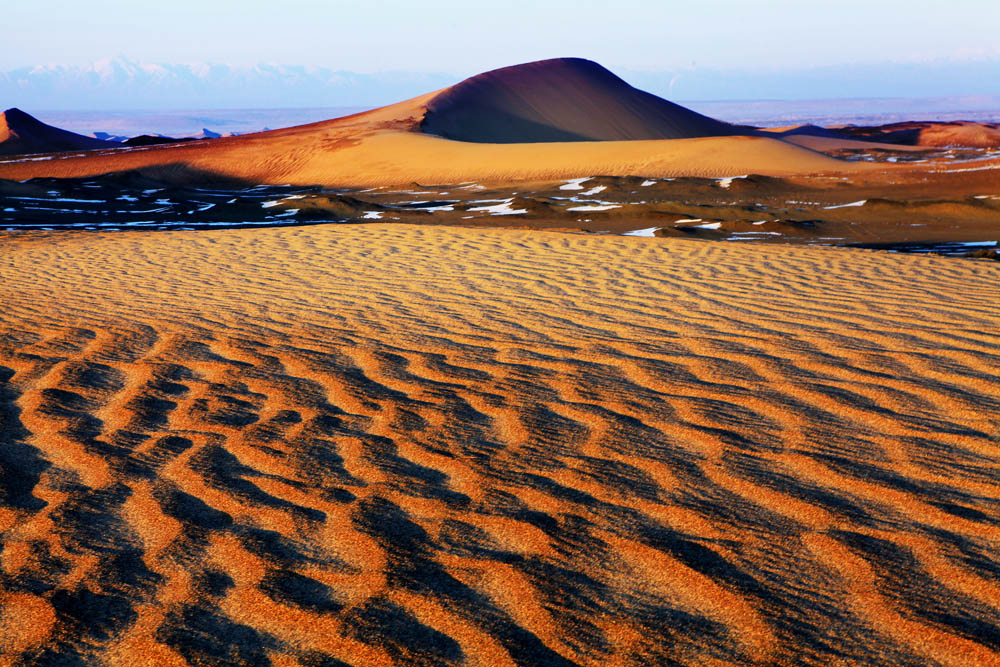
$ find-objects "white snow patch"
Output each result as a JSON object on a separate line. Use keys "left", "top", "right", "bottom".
{"left": 567, "top": 204, "right": 620, "bottom": 212}
{"left": 716, "top": 175, "right": 748, "bottom": 188}
{"left": 640, "top": 180, "right": 656, "bottom": 187}
{"left": 622, "top": 227, "right": 660, "bottom": 237}
{"left": 468, "top": 200, "right": 527, "bottom": 215}
{"left": 673, "top": 218, "right": 703, "bottom": 224}
{"left": 362, "top": 211, "right": 383, "bottom": 219}
{"left": 823, "top": 200, "right": 867, "bottom": 209}
{"left": 11, "top": 196, "right": 102, "bottom": 203}
{"left": 579, "top": 185, "right": 607, "bottom": 196}
{"left": 262, "top": 195, "right": 306, "bottom": 208}
{"left": 559, "top": 177, "right": 592, "bottom": 190}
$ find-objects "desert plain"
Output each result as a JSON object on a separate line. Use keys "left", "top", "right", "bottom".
{"left": 0, "top": 58, "right": 998, "bottom": 666}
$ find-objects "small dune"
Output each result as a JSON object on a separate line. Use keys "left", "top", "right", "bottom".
{"left": 836, "top": 120, "right": 1000, "bottom": 148}
{"left": 1, "top": 224, "right": 998, "bottom": 665}
{"left": 0, "top": 108, "right": 118, "bottom": 156}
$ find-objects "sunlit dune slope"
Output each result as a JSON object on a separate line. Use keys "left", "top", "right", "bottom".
{"left": 0, "top": 59, "right": 866, "bottom": 186}
{"left": 1, "top": 224, "right": 999, "bottom": 665}
{"left": 0, "top": 108, "right": 118, "bottom": 156}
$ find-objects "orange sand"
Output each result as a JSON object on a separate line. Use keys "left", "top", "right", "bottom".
{"left": 1, "top": 224, "right": 998, "bottom": 665}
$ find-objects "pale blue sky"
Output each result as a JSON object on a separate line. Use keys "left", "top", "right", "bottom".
{"left": 5, "top": 0, "right": 1000, "bottom": 74}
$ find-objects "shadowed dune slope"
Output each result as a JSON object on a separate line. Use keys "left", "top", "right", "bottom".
{"left": 420, "top": 57, "right": 736, "bottom": 143}
{"left": 0, "top": 108, "right": 118, "bottom": 156}
{"left": 1, "top": 225, "right": 999, "bottom": 665}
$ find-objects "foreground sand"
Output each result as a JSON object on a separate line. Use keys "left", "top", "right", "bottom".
{"left": 1, "top": 225, "right": 998, "bottom": 665}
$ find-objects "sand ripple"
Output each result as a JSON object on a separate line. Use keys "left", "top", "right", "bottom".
{"left": 0, "top": 225, "right": 998, "bottom": 665}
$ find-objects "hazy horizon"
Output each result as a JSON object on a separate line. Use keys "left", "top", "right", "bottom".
{"left": 4, "top": 55, "right": 1000, "bottom": 113}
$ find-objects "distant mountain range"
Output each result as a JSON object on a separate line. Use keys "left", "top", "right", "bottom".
{"left": 2, "top": 56, "right": 999, "bottom": 112}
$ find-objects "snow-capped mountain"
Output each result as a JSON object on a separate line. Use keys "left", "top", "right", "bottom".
{"left": 0, "top": 56, "right": 456, "bottom": 109}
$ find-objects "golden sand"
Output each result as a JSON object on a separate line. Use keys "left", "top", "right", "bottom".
{"left": 0, "top": 224, "right": 998, "bottom": 665}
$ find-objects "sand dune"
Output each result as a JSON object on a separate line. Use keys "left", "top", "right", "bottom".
{"left": 837, "top": 121, "right": 1000, "bottom": 148}
{"left": 1, "top": 224, "right": 998, "bottom": 665}
{"left": 0, "top": 59, "right": 869, "bottom": 187}
{"left": 0, "top": 108, "right": 118, "bottom": 156}
{"left": 420, "top": 57, "right": 735, "bottom": 143}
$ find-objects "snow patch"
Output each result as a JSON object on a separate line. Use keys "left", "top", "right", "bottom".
{"left": 716, "top": 175, "right": 748, "bottom": 188}
{"left": 622, "top": 227, "right": 660, "bottom": 237}
{"left": 567, "top": 204, "right": 620, "bottom": 212}
{"left": 559, "top": 177, "right": 592, "bottom": 191}
{"left": 468, "top": 200, "right": 527, "bottom": 216}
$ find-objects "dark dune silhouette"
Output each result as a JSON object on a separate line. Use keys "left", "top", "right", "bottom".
{"left": 420, "top": 57, "right": 737, "bottom": 143}
{"left": 0, "top": 108, "right": 118, "bottom": 156}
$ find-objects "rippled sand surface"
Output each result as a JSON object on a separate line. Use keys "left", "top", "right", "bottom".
{"left": 1, "top": 225, "right": 998, "bottom": 665}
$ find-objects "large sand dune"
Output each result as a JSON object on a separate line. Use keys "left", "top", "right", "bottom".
{"left": 1, "top": 224, "right": 998, "bottom": 665}
{"left": 420, "top": 57, "right": 735, "bottom": 143}
{"left": 0, "top": 60, "right": 864, "bottom": 186}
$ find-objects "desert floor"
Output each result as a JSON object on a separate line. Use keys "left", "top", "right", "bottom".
{"left": 0, "top": 224, "right": 998, "bottom": 665}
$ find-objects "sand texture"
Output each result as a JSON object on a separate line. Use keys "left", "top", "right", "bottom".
{"left": 1, "top": 224, "right": 998, "bottom": 665}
